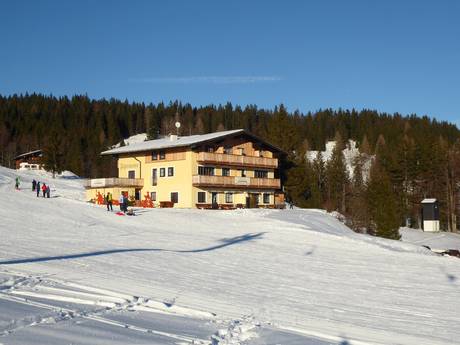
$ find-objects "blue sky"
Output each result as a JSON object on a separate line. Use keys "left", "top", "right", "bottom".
{"left": 1, "top": 0, "right": 459, "bottom": 123}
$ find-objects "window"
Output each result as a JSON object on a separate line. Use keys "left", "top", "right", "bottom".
{"left": 258, "top": 150, "right": 264, "bottom": 157}
{"left": 171, "top": 192, "right": 178, "bottom": 203}
{"left": 160, "top": 168, "right": 165, "bottom": 177}
{"left": 263, "top": 193, "right": 270, "bottom": 204}
{"left": 222, "top": 167, "right": 230, "bottom": 176}
{"left": 150, "top": 192, "right": 157, "bottom": 201}
{"left": 255, "top": 170, "right": 268, "bottom": 178}
{"left": 207, "top": 146, "right": 214, "bottom": 153}
{"left": 198, "top": 166, "right": 215, "bottom": 176}
{"left": 225, "top": 192, "right": 233, "bottom": 203}
{"left": 128, "top": 170, "right": 135, "bottom": 179}
{"left": 152, "top": 169, "right": 157, "bottom": 185}
{"left": 224, "top": 146, "right": 232, "bottom": 154}
{"left": 152, "top": 151, "right": 158, "bottom": 160}
{"left": 135, "top": 189, "right": 141, "bottom": 201}
{"left": 168, "top": 167, "right": 174, "bottom": 176}
{"left": 159, "top": 151, "right": 165, "bottom": 160}
{"left": 239, "top": 169, "right": 246, "bottom": 177}
{"left": 197, "top": 191, "right": 206, "bottom": 203}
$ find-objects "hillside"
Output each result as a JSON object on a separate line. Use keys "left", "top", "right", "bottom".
{"left": 1, "top": 166, "right": 460, "bottom": 345}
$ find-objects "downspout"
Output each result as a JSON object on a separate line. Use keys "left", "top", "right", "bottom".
{"left": 133, "top": 157, "right": 142, "bottom": 179}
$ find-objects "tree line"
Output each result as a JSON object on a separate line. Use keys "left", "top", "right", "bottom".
{"left": 1, "top": 93, "right": 459, "bottom": 237}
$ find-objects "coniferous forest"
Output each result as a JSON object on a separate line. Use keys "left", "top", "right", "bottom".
{"left": 2, "top": 93, "right": 460, "bottom": 237}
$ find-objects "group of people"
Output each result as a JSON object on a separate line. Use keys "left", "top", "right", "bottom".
{"left": 32, "top": 179, "right": 51, "bottom": 198}
{"left": 104, "top": 192, "right": 129, "bottom": 213}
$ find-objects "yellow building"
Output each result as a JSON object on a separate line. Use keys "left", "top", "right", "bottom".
{"left": 85, "top": 129, "right": 285, "bottom": 208}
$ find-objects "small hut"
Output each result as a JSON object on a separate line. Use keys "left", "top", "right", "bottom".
{"left": 421, "top": 198, "right": 440, "bottom": 232}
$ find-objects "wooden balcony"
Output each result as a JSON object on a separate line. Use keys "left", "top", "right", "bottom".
{"left": 83, "top": 177, "right": 144, "bottom": 189}
{"left": 192, "top": 175, "right": 280, "bottom": 189}
{"left": 197, "top": 152, "right": 278, "bottom": 168}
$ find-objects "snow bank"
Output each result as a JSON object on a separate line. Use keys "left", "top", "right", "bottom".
{"left": 1, "top": 166, "right": 460, "bottom": 345}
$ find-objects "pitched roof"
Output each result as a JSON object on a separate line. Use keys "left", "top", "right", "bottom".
{"left": 14, "top": 149, "right": 43, "bottom": 160}
{"left": 421, "top": 198, "right": 437, "bottom": 204}
{"left": 101, "top": 129, "right": 285, "bottom": 156}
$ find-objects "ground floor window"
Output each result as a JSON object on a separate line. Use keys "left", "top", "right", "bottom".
{"left": 150, "top": 191, "right": 156, "bottom": 201}
{"left": 225, "top": 192, "right": 233, "bottom": 203}
{"left": 198, "top": 191, "right": 206, "bottom": 203}
{"left": 263, "top": 193, "right": 270, "bottom": 204}
{"left": 171, "top": 192, "right": 179, "bottom": 203}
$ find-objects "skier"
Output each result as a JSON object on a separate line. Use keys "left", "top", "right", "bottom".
{"left": 106, "top": 192, "right": 113, "bottom": 211}
{"left": 119, "top": 193, "right": 124, "bottom": 212}
{"left": 32, "top": 179, "right": 37, "bottom": 191}
{"left": 42, "top": 183, "right": 47, "bottom": 198}
{"left": 15, "top": 176, "right": 20, "bottom": 190}
{"left": 36, "top": 181, "right": 40, "bottom": 197}
{"left": 46, "top": 185, "right": 50, "bottom": 198}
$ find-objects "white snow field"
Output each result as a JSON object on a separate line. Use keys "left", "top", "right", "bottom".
{"left": 400, "top": 227, "right": 460, "bottom": 251}
{"left": 1, "top": 166, "right": 460, "bottom": 345}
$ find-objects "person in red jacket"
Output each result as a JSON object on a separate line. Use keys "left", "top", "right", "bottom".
{"left": 42, "top": 183, "right": 47, "bottom": 198}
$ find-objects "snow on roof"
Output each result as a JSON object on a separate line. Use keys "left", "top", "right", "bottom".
{"left": 421, "top": 198, "right": 437, "bottom": 204}
{"left": 101, "top": 129, "right": 278, "bottom": 156}
{"left": 14, "top": 149, "right": 43, "bottom": 160}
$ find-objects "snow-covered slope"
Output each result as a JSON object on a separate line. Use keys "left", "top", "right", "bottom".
{"left": 307, "top": 140, "right": 373, "bottom": 180}
{"left": 1, "top": 166, "right": 460, "bottom": 345}
{"left": 401, "top": 227, "right": 460, "bottom": 251}
{"left": 111, "top": 133, "right": 148, "bottom": 148}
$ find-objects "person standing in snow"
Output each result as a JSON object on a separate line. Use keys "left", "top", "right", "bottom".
{"left": 15, "top": 176, "right": 20, "bottom": 190}
{"left": 36, "top": 181, "right": 40, "bottom": 197}
{"left": 46, "top": 185, "right": 50, "bottom": 198}
{"left": 119, "top": 193, "right": 124, "bottom": 212}
{"left": 42, "top": 183, "right": 47, "bottom": 198}
{"left": 32, "top": 179, "right": 37, "bottom": 191}
{"left": 106, "top": 192, "right": 113, "bottom": 211}
{"left": 123, "top": 194, "right": 128, "bottom": 213}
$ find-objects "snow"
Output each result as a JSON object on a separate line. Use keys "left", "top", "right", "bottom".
{"left": 400, "top": 227, "right": 460, "bottom": 251}
{"left": 1, "top": 166, "right": 460, "bottom": 345}
{"left": 306, "top": 140, "right": 373, "bottom": 180}
{"left": 112, "top": 133, "right": 148, "bottom": 148}
{"left": 104, "top": 129, "right": 244, "bottom": 155}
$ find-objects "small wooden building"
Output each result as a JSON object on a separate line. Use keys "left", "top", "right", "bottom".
{"left": 421, "top": 198, "right": 440, "bottom": 232}
{"left": 14, "top": 149, "right": 43, "bottom": 170}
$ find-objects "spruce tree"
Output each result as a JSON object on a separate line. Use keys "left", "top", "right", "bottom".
{"left": 366, "top": 160, "right": 401, "bottom": 239}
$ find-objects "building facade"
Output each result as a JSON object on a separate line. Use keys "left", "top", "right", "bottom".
{"left": 14, "top": 150, "right": 44, "bottom": 170}
{"left": 85, "top": 129, "right": 285, "bottom": 208}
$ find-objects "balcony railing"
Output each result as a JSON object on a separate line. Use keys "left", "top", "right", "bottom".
{"left": 197, "top": 152, "right": 278, "bottom": 168}
{"left": 83, "top": 177, "right": 144, "bottom": 188}
{"left": 192, "top": 175, "right": 280, "bottom": 189}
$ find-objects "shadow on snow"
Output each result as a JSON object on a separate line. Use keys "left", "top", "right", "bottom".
{"left": 0, "top": 232, "right": 266, "bottom": 265}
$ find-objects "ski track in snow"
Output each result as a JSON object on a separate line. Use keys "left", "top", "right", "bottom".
{"left": 1, "top": 166, "right": 460, "bottom": 345}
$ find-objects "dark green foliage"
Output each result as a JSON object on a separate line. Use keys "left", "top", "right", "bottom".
{"left": 1, "top": 93, "right": 460, "bottom": 234}
{"left": 367, "top": 160, "right": 401, "bottom": 240}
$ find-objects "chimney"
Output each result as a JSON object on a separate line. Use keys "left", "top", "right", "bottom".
{"left": 169, "top": 134, "right": 178, "bottom": 141}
